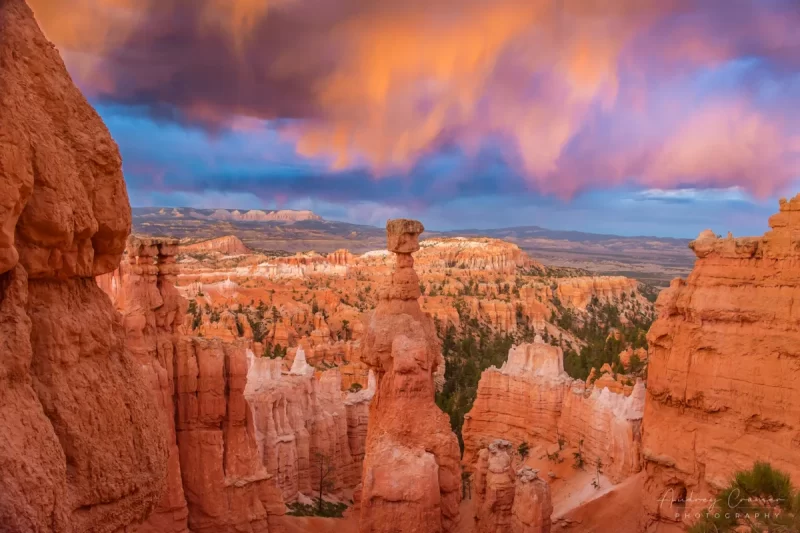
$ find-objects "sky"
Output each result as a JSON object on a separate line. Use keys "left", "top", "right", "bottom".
{"left": 29, "top": 0, "right": 800, "bottom": 237}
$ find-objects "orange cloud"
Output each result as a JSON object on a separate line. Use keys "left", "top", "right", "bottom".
{"left": 27, "top": 0, "right": 800, "bottom": 198}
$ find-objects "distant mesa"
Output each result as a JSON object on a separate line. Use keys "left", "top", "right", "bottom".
{"left": 179, "top": 235, "right": 251, "bottom": 255}
{"left": 207, "top": 208, "right": 322, "bottom": 222}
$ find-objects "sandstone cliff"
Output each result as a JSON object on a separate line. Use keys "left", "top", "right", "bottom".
{"left": 556, "top": 277, "right": 638, "bottom": 309}
{"left": 641, "top": 196, "right": 800, "bottom": 530}
{"left": 416, "top": 237, "right": 540, "bottom": 273}
{"left": 0, "top": 1, "right": 167, "bottom": 529}
{"left": 97, "top": 237, "right": 190, "bottom": 533}
{"left": 463, "top": 339, "right": 645, "bottom": 484}
{"left": 359, "top": 219, "right": 462, "bottom": 533}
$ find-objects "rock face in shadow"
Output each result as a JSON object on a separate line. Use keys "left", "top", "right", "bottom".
{"left": 97, "top": 237, "right": 189, "bottom": 533}
{"left": 0, "top": 1, "right": 167, "bottom": 530}
{"left": 463, "top": 338, "right": 645, "bottom": 484}
{"left": 641, "top": 196, "right": 800, "bottom": 531}
{"left": 359, "top": 219, "right": 462, "bottom": 533}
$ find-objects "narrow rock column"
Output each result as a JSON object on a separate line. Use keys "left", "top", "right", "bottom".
{"left": 511, "top": 467, "right": 553, "bottom": 533}
{"left": 474, "top": 440, "right": 516, "bottom": 533}
{"left": 360, "top": 219, "right": 461, "bottom": 533}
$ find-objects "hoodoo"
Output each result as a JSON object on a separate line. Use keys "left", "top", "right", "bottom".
{"left": 641, "top": 195, "right": 800, "bottom": 530}
{"left": 359, "top": 219, "right": 462, "bottom": 533}
{"left": 0, "top": 0, "right": 167, "bottom": 530}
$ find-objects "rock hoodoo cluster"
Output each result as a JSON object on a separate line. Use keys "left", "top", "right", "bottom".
{"left": 99, "top": 237, "right": 287, "bottom": 532}
{"left": 415, "top": 237, "right": 541, "bottom": 273}
{"left": 245, "top": 353, "right": 376, "bottom": 501}
{"left": 359, "top": 219, "right": 462, "bottom": 532}
{"left": 0, "top": 1, "right": 169, "bottom": 530}
{"left": 641, "top": 196, "right": 800, "bottom": 530}
{"left": 463, "top": 337, "right": 646, "bottom": 484}
{"left": 100, "top": 235, "right": 380, "bottom": 530}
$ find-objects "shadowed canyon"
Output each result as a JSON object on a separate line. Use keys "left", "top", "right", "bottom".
{"left": 2, "top": 1, "right": 800, "bottom": 533}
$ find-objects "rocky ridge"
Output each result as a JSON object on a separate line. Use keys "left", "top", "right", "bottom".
{"left": 179, "top": 235, "right": 251, "bottom": 255}
{"left": 463, "top": 338, "right": 646, "bottom": 484}
{"left": 641, "top": 196, "right": 800, "bottom": 530}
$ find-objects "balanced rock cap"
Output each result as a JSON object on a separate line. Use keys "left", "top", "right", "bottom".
{"left": 386, "top": 218, "right": 425, "bottom": 254}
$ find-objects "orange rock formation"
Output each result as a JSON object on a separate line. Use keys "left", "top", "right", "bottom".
{"left": 359, "top": 219, "right": 462, "bottom": 532}
{"left": 463, "top": 338, "right": 645, "bottom": 484}
{"left": 244, "top": 352, "right": 376, "bottom": 502}
{"left": 415, "top": 237, "right": 541, "bottom": 273}
{"left": 98, "top": 237, "right": 190, "bottom": 532}
{"left": 100, "top": 238, "right": 287, "bottom": 532}
{"left": 175, "top": 337, "right": 286, "bottom": 533}
{"left": 0, "top": 1, "right": 167, "bottom": 529}
{"left": 556, "top": 277, "right": 638, "bottom": 309}
{"left": 474, "top": 440, "right": 553, "bottom": 533}
{"left": 641, "top": 196, "right": 800, "bottom": 530}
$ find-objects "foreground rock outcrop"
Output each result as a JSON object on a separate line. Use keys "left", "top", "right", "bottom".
{"left": 175, "top": 337, "right": 286, "bottom": 533}
{"left": 641, "top": 196, "right": 800, "bottom": 530}
{"left": 359, "top": 219, "right": 462, "bottom": 532}
{"left": 474, "top": 440, "right": 553, "bottom": 533}
{"left": 0, "top": 1, "right": 167, "bottom": 529}
{"left": 463, "top": 338, "right": 645, "bottom": 484}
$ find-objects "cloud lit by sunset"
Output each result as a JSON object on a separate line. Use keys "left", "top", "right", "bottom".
{"left": 28, "top": 0, "right": 800, "bottom": 235}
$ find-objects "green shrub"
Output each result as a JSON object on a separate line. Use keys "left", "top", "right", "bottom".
{"left": 286, "top": 499, "right": 347, "bottom": 518}
{"left": 689, "top": 462, "right": 800, "bottom": 533}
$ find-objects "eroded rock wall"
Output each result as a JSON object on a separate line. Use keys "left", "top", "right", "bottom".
{"left": 556, "top": 277, "right": 638, "bottom": 309}
{"left": 175, "top": 337, "right": 286, "bottom": 533}
{"left": 98, "top": 237, "right": 189, "bottom": 532}
{"left": 244, "top": 352, "right": 375, "bottom": 502}
{"left": 641, "top": 196, "right": 800, "bottom": 530}
{"left": 0, "top": 1, "right": 169, "bottom": 530}
{"left": 100, "top": 238, "right": 288, "bottom": 532}
{"left": 463, "top": 338, "right": 645, "bottom": 484}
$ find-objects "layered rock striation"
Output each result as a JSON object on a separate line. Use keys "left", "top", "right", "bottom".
{"left": 463, "top": 338, "right": 645, "bottom": 484}
{"left": 556, "top": 277, "right": 639, "bottom": 309}
{"left": 0, "top": 1, "right": 167, "bottom": 530}
{"left": 359, "top": 219, "right": 462, "bottom": 533}
{"left": 641, "top": 196, "right": 800, "bottom": 530}
{"left": 416, "top": 237, "right": 540, "bottom": 273}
